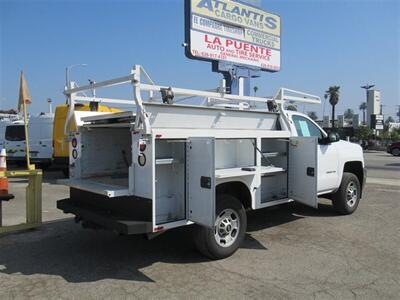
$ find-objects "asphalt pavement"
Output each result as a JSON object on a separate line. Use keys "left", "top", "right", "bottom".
{"left": 0, "top": 151, "right": 399, "bottom": 299}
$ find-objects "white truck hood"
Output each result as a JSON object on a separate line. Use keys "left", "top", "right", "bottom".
{"left": 335, "top": 140, "right": 364, "bottom": 166}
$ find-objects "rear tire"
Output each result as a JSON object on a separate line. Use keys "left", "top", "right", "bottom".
{"left": 62, "top": 168, "right": 69, "bottom": 178}
{"left": 332, "top": 172, "right": 361, "bottom": 215}
{"left": 194, "top": 194, "right": 247, "bottom": 259}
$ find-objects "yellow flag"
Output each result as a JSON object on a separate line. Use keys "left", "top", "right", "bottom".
{"left": 18, "top": 71, "right": 32, "bottom": 112}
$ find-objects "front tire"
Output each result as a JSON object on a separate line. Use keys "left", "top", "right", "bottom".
{"left": 194, "top": 194, "right": 247, "bottom": 259}
{"left": 391, "top": 147, "right": 400, "bottom": 156}
{"left": 332, "top": 172, "right": 361, "bottom": 215}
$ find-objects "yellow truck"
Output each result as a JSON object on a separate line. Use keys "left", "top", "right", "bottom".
{"left": 53, "top": 103, "right": 120, "bottom": 176}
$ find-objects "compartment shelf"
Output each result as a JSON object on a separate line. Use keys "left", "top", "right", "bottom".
{"left": 215, "top": 166, "right": 285, "bottom": 179}
{"left": 156, "top": 158, "right": 175, "bottom": 165}
{"left": 262, "top": 152, "right": 287, "bottom": 158}
{"left": 58, "top": 177, "right": 129, "bottom": 198}
{"left": 260, "top": 166, "right": 286, "bottom": 176}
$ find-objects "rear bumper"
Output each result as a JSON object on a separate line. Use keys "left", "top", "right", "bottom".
{"left": 57, "top": 188, "right": 152, "bottom": 235}
{"left": 7, "top": 157, "right": 52, "bottom": 164}
{"left": 57, "top": 199, "right": 152, "bottom": 234}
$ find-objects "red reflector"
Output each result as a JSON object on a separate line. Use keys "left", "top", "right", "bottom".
{"left": 154, "top": 226, "right": 164, "bottom": 232}
{"left": 71, "top": 138, "right": 78, "bottom": 148}
{"left": 139, "top": 143, "right": 146, "bottom": 152}
{"left": 155, "top": 134, "right": 162, "bottom": 138}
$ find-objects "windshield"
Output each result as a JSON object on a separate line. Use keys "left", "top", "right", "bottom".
{"left": 5, "top": 125, "right": 25, "bottom": 141}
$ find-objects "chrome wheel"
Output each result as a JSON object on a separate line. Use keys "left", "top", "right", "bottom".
{"left": 214, "top": 209, "right": 240, "bottom": 248}
{"left": 346, "top": 181, "right": 358, "bottom": 207}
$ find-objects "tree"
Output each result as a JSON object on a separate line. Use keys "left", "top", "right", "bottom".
{"left": 344, "top": 108, "right": 354, "bottom": 119}
{"left": 385, "top": 116, "right": 395, "bottom": 125}
{"left": 356, "top": 126, "right": 373, "bottom": 141}
{"left": 384, "top": 116, "right": 396, "bottom": 132}
{"left": 307, "top": 111, "right": 318, "bottom": 121}
{"left": 286, "top": 104, "right": 297, "bottom": 111}
{"left": 390, "top": 128, "right": 400, "bottom": 141}
{"left": 253, "top": 86, "right": 259, "bottom": 96}
{"left": 359, "top": 102, "right": 367, "bottom": 125}
{"left": 326, "top": 86, "right": 340, "bottom": 128}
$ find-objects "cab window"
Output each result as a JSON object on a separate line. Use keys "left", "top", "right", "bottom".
{"left": 292, "top": 115, "right": 323, "bottom": 139}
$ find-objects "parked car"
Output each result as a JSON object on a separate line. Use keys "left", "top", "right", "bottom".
{"left": 387, "top": 141, "right": 400, "bottom": 156}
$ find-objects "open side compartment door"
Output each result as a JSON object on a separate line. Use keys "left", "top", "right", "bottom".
{"left": 289, "top": 137, "right": 318, "bottom": 208}
{"left": 186, "top": 137, "right": 215, "bottom": 227}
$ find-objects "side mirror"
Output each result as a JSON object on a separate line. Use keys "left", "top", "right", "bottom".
{"left": 328, "top": 132, "right": 339, "bottom": 143}
{"left": 319, "top": 132, "right": 338, "bottom": 145}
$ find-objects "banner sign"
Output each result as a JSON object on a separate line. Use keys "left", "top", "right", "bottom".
{"left": 185, "top": 0, "right": 281, "bottom": 72}
{"left": 371, "top": 114, "right": 384, "bottom": 130}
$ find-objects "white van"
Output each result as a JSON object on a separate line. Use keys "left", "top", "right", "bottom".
{"left": 5, "top": 113, "right": 54, "bottom": 167}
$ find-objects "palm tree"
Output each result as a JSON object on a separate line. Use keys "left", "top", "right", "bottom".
{"left": 359, "top": 102, "right": 367, "bottom": 125}
{"left": 326, "top": 86, "right": 340, "bottom": 128}
{"left": 253, "top": 86, "right": 259, "bottom": 97}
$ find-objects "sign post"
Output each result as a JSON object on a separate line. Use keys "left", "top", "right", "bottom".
{"left": 185, "top": 0, "right": 281, "bottom": 96}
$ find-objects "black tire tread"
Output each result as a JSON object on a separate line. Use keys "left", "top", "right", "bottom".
{"left": 194, "top": 194, "right": 247, "bottom": 259}
{"left": 332, "top": 172, "right": 361, "bottom": 215}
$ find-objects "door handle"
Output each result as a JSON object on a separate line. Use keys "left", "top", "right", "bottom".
{"left": 307, "top": 167, "right": 315, "bottom": 177}
{"left": 200, "top": 176, "right": 212, "bottom": 189}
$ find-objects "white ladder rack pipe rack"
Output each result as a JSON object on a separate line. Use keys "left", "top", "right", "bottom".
{"left": 64, "top": 65, "right": 321, "bottom": 135}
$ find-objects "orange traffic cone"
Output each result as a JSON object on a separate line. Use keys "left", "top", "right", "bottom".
{"left": 0, "top": 148, "right": 9, "bottom": 195}
{"left": 0, "top": 148, "right": 14, "bottom": 226}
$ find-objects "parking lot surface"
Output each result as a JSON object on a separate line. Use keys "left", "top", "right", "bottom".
{"left": 0, "top": 151, "right": 399, "bottom": 299}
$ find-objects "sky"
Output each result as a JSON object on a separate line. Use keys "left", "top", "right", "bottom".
{"left": 0, "top": 0, "right": 399, "bottom": 119}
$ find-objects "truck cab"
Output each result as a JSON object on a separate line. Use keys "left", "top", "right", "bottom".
{"left": 285, "top": 110, "right": 366, "bottom": 213}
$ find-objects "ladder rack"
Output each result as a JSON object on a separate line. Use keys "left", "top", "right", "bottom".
{"left": 63, "top": 65, "right": 321, "bottom": 135}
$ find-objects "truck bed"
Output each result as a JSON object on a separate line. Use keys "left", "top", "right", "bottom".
{"left": 59, "top": 176, "right": 129, "bottom": 197}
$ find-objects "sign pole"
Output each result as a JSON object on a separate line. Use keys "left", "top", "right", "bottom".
{"left": 22, "top": 99, "right": 34, "bottom": 170}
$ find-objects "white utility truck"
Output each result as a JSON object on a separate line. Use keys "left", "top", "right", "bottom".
{"left": 57, "top": 65, "right": 366, "bottom": 259}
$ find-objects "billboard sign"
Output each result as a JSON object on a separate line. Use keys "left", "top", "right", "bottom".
{"left": 371, "top": 114, "right": 384, "bottom": 130}
{"left": 185, "top": 0, "right": 281, "bottom": 71}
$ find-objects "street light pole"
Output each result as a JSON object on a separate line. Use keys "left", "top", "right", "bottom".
{"left": 323, "top": 93, "right": 327, "bottom": 121}
{"left": 65, "top": 64, "right": 87, "bottom": 89}
{"left": 47, "top": 98, "right": 52, "bottom": 114}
